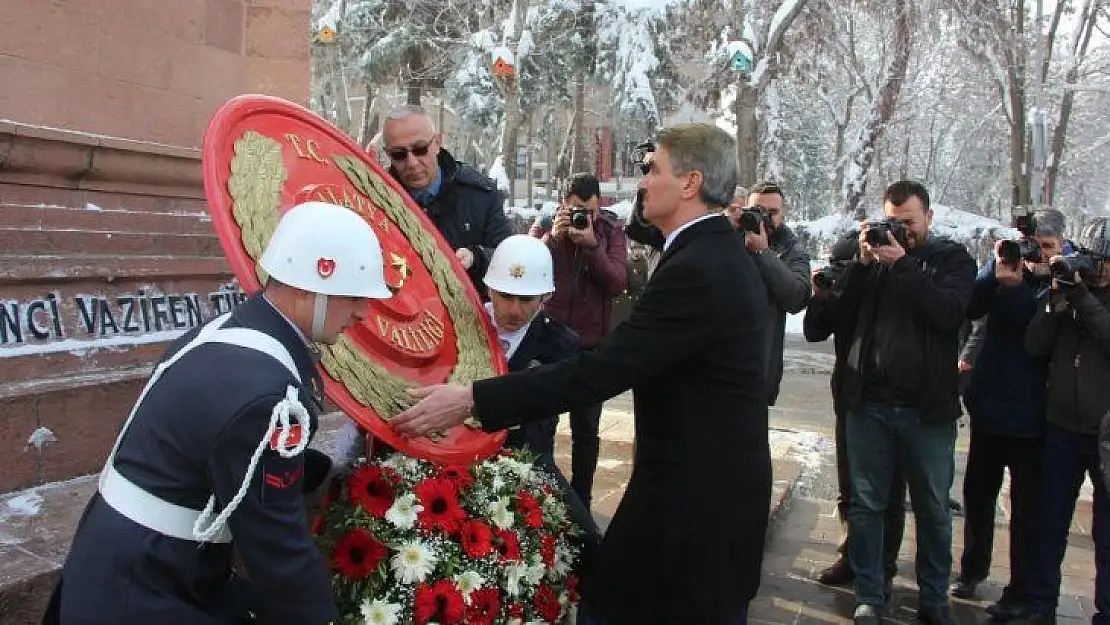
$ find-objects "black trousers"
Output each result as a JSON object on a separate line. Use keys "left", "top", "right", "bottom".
{"left": 570, "top": 402, "right": 604, "bottom": 508}
{"left": 957, "top": 428, "right": 1043, "bottom": 597}
{"left": 835, "top": 407, "right": 906, "bottom": 576}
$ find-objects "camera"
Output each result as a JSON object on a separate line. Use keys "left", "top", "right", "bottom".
{"left": 631, "top": 140, "right": 655, "bottom": 175}
{"left": 570, "top": 208, "right": 591, "bottom": 230}
{"left": 814, "top": 262, "right": 850, "bottom": 291}
{"left": 999, "top": 237, "right": 1043, "bottom": 268}
{"left": 863, "top": 218, "right": 910, "bottom": 248}
{"left": 1051, "top": 251, "right": 1098, "bottom": 286}
{"left": 813, "top": 230, "right": 860, "bottom": 291}
{"left": 739, "top": 207, "right": 774, "bottom": 234}
{"left": 1011, "top": 206, "right": 1037, "bottom": 237}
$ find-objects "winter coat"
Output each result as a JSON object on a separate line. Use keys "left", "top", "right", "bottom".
{"left": 1025, "top": 284, "right": 1110, "bottom": 435}
{"left": 541, "top": 213, "right": 629, "bottom": 348}
{"left": 962, "top": 259, "right": 1050, "bottom": 437}
{"left": 752, "top": 225, "right": 812, "bottom": 405}
{"left": 390, "top": 149, "right": 512, "bottom": 293}
{"left": 833, "top": 235, "right": 978, "bottom": 421}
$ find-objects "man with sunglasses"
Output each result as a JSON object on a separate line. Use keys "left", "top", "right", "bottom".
{"left": 740, "top": 181, "right": 812, "bottom": 406}
{"left": 382, "top": 106, "right": 512, "bottom": 292}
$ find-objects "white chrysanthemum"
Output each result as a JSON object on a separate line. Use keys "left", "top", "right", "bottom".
{"left": 523, "top": 553, "right": 546, "bottom": 586}
{"left": 489, "top": 496, "right": 515, "bottom": 529}
{"left": 391, "top": 540, "right": 436, "bottom": 584}
{"left": 454, "top": 570, "right": 485, "bottom": 603}
{"left": 360, "top": 598, "right": 402, "bottom": 625}
{"left": 504, "top": 561, "right": 528, "bottom": 597}
{"left": 496, "top": 456, "right": 534, "bottom": 481}
{"left": 384, "top": 493, "right": 422, "bottom": 530}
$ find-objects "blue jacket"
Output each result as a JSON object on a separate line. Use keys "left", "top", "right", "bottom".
{"left": 964, "top": 259, "right": 1050, "bottom": 437}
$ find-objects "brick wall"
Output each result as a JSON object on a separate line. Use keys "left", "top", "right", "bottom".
{"left": 0, "top": 0, "right": 310, "bottom": 148}
{"left": 0, "top": 1, "right": 310, "bottom": 493}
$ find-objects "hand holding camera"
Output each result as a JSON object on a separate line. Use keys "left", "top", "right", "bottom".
{"left": 859, "top": 219, "right": 908, "bottom": 266}
{"left": 992, "top": 240, "right": 1024, "bottom": 287}
{"left": 556, "top": 205, "right": 597, "bottom": 248}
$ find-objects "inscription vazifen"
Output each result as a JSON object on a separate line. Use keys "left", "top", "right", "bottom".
{"left": 373, "top": 310, "right": 447, "bottom": 356}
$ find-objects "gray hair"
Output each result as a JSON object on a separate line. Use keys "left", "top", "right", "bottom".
{"left": 384, "top": 105, "right": 436, "bottom": 131}
{"left": 657, "top": 124, "right": 738, "bottom": 208}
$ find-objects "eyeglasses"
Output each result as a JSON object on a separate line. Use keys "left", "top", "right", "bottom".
{"left": 386, "top": 140, "right": 434, "bottom": 162}
{"left": 746, "top": 204, "right": 781, "bottom": 217}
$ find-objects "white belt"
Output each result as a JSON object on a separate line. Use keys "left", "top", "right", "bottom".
{"left": 97, "top": 312, "right": 311, "bottom": 544}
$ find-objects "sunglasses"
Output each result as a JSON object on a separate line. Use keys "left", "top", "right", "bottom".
{"left": 387, "top": 140, "right": 434, "bottom": 162}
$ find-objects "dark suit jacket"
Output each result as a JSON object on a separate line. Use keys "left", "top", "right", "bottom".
{"left": 473, "top": 214, "right": 771, "bottom": 625}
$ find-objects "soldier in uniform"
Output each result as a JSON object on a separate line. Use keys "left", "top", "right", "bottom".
{"left": 481, "top": 234, "right": 603, "bottom": 564}
{"left": 44, "top": 202, "right": 393, "bottom": 625}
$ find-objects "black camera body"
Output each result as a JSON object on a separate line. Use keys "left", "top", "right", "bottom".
{"left": 813, "top": 230, "right": 860, "bottom": 291}
{"left": 570, "top": 208, "right": 591, "bottom": 230}
{"left": 1051, "top": 251, "right": 1098, "bottom": 286}
{"left": 1011, "top": 206, "right": 1037, "bottom": 237}
{"left": 863, "top": 218, "right": 910, "bottom": 248}
{"left": 814, "top": 262, "right": 850, "bottom": 291}
{"left": 999, "top": 237, "right": 1043, "bottom": 268}
{"left": 739, "top": 207, "right": 774, "bottom": 235}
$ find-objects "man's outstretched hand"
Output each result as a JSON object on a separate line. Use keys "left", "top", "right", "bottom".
{"left": 392, "top": 384, "right": 475, "bottom": 438}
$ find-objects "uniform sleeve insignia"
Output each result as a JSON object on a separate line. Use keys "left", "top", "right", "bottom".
{"left": 270, "top": 423, "right": 304, "bottom": 452}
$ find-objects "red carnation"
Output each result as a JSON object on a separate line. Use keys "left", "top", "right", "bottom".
{"left": 516, "top": 490, "right": 544, "bottom": 528}
{"left": 347, "top": 465, "right": 396, "bottom": 517}
{"left": 414, "top": 579, "right": 466, "bottom": 624}
{"left": 460, "top": 519, "right": 495, "bottom": 558}
{"left": 567, "top": 573, "right": 580, "bottom": 602}
{"left": 465, "top": 587, "right": 502, "bottom": 625}
{"left": 539, "top": 533, "right": 557, "bottom": 568}
{"left": 534, "top": 584, "right": 562, "bottom": 623}
{"left": 331, "top": 528, "right": 388, "bottom": 579}
{"left": 437, "top": 464, "right": 475, "bottom": 492}
{"left": 414, "top": 478, "right": 467, "bottom": 535}
{"left": 506, "top": 601, "right": 525, "bottom": 619}
{"left": 493, "top": 527, "right": 522, "bottom": 562}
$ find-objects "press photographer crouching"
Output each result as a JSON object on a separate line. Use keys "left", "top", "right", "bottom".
{"left": 827, "top": 181, "right": 976, "bottom": 625}
{"left": 1020, "top": 217, "right": 1110, "bottom": 625}
{"left": 737, "top": 182, "right": 812, "bottom": 406}
{"left": 949, "top": 209, "right": 1064, "bottom": 619}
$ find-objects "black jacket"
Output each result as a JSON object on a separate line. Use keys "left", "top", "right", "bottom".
{"left": 803, "top": 285, "right": 854, "bottom": 419}
{"left": 963, "top": 260, "right": 1050, "bottom": 437}
{"left": 833, "top": 235, "right": 977, "bottom": 422}
{"left": 1025, "top": 284, "right": 1110, "bottom": 435}
{"left": 56, "top": 294, "right": 334, "bottom": 625}
{"left": 390, "top": 149, "right": 512, "bottom": 293}
{"left": 473, "top": 215, "right": 771, "bottom": 625}
{"left": 502, "top": 311, "right": 580, "bottom": 457}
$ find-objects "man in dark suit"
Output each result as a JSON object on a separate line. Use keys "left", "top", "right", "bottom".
{"left": 393, "top": 123, "right": 772, "bottom": 625}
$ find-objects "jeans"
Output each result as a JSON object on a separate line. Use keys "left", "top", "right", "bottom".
{"left": 957, "top": 429, "right": 1043, "bottom": 599}
{"left": 570, "top": 402, "right": 604, "bottom": 508}
{"left": 576, "top": 601, "right": 748, "bottom": 625}
{"left": 834, "top": 407, "right": 907, "bottom": 576}
{"left": 847, "top": 402, "right": 956, "bottom": 609}
{"left": 1026, "top": 425, "right": 1110, "bottom": 622}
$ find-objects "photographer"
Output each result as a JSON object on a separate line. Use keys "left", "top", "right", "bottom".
{"left": 949, "top": 216, "right": 1064, "bottom": 619}
{"left": 1020, "top": 218, "right": 1110, "bottom": 625}
{"left": 805, "top": 231, "right": 907, "bottom": 594}
{"left": 830, "top": 181, "right": 976, "bottom": 625}
{"left": 739, "top": 181, "right": 813, "bottom": 405}
{"left": 540, "top": 172, "right": 629, "bottom": 509}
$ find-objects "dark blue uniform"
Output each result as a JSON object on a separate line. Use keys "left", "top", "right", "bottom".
{"left": 500, "top": 312, "right": 603, "bottom": 562}
{"left": 49, "top": 294, "right": 336, "bottom": 625}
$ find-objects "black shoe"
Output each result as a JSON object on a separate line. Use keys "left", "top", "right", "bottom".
{"left": 854, "top": 604, "right": 882, "bottom": 625}
{"left": 1013, "top": 614, "right": 1056, "bottom": 624}
{"left": 883, "top": 576, "right": 894, "bottom": 605}
{"left": 818, "top": 558, "right": 855, "bottom": 586}
{"left": 986, "top": 600, "right": 1032, "bottom": 622}
{"left": 949, "top": 577, "right": 979, "bottom": 599}
{"left": 918, "top": 605, "right": 956, "bottom": 625}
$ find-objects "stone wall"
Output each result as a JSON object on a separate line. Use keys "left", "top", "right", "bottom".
{"left": 0, "top": 0, "right": 310, "bottom": 493}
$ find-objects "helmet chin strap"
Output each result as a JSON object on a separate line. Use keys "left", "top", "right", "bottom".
{"left": 310, "top": 293, "right": 329, "bottom": 342}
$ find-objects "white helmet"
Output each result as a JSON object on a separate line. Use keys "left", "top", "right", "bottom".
{"left": 260, "top": 201, "right": 392, "bottom": 299}
{"left": 483, "top": 235, "right": 555, "bottom": 296}
{"left": 259, "top": 201, "right": 391, "bottom": 341}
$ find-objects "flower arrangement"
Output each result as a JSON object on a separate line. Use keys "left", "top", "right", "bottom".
{"left": 316, "top": 449, "right": 584, "bottom": 625}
